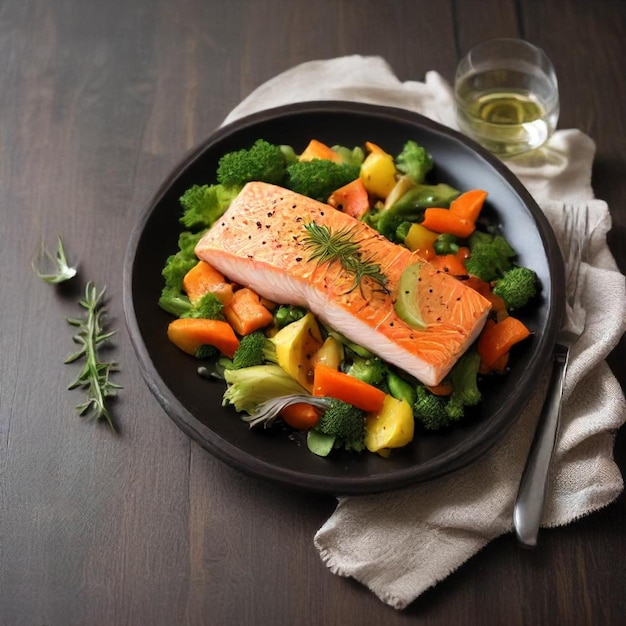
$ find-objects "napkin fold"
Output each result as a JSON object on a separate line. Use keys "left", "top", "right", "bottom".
{"left": 223, "top": 55, "right": 626, "bottom": 610}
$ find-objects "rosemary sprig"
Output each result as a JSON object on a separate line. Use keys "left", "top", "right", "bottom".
{"left": 302, "top": 222, "right": 388, "bottom": 294}
{"left": 32, "top": 236, "right": 78, "bottom": 284}
{"left": 65, "top": 282, "right": 121, "bottom": 430}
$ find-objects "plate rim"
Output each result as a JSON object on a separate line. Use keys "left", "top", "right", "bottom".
{"left": 123, "top": 100, "right": 565, "bottom": 495}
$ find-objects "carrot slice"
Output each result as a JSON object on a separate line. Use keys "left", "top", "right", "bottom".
{"left": 449, "top": 189, "right": 488, "bottom": 223}
{"left": 279, "top": 403, "right": 321, "bottom": 430}
{"left": 299, "top": 139, "right": 342, "bottom": 163}
{"left": 224, "top": 287, "right": 274, "bottom": 336}
{"left": 327, "top": 178, "right": 370, "bottom": 219}
{"left": 183, "top": 260, "right": 234, "bottom": 305}
{"left": 365, "top": 141, "right": 391, "bottom": 156}
{"left": 167, "top": 318, "right": 239, "bottom": 358}
{"left": 464, "top": 276, "right": 507, "bottom": 312}
{"left": 312, "top": 364, "right": 387, "bottom": 413}
{"left": 476, "top": 316, "right": 531, "bottom": 370}
{"left": 421, "top": 208, "right": 475, "bottom": 238}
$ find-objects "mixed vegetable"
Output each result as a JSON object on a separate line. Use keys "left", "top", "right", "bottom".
{"left": 159, "top": 138, "right": 539, "bottom": 458}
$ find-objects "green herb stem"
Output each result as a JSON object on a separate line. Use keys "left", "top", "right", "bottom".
{"left": 32, "top": 236, "right": 78, "bottom": 284}
{"left": 65, "top": 282, "right": 121, "bottom": 429}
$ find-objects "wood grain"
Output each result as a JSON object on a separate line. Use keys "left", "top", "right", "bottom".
{"left": 1, "top": 1, "right": 624, "bottom": 624}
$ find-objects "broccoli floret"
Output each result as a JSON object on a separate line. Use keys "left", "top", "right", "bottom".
{"left": 195, "top": 344, "right": 220, "bottom": 360}
{"left": 413, "top": 350, "right": 482, "bottom": 430}
{"left": 434, "top": 233, "right": 460, "bottom": 255}
{"left": 413, "top": 385, "right": 449, "bottom": 430}
{"left": 159, "top": 287, "right": 192, "bottom": 317}
{"left": 274, "top": 304, "right": 307, "bottom": 330}
{"left": 183, "top": 292, "right": 225, "bottom": 321}
{"left": 222, "top": 364, "right": 307, "bottom": 414}
{"left": 316, "top": 399, "right": 366, "bottom": 452}
{"left": 179, "top": 184, "right": 240, "bottom": 230}
{"left": 231, "top": 330, "right": 276, "bottom": 369}
{"left": 464, "top": 230, "right": 517, "bottom": 282}
{"left": 158, "top": 231, "right": 205, "bottom": 316}
{"left": 444, "top": 395, "right": 465, "bottom": 421}
{"left": 286, "top": 160, "right": 360, "bottom": 202}
{"left": 413, "top": 385, "right": 466, "bottom": 431}
{"left": 216, "top": 139, "right": 287, "bottom": 188}
{"left": 395, "top": 140, "right": 434, "bottom": 184}
{"left": 493, "top": 266, "right": 539, "bottom": 310}
{"left": 345, "top": 355, "right": 388, "bottom": 386}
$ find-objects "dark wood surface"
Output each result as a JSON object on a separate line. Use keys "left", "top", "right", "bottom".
{"left": 2, "top": 1, "right": 624, "bottom": 624}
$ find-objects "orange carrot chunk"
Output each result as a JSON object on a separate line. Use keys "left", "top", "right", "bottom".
{"left": 464, "top": 276, "right": 507, "bottom": 312}
{"left": 312, "top": 364, "right": 387, "bottom": 413}
{"left": 183, "top": 260, "right": 234, "bottom": 306}
{"left": 299, "top": 139, "right": 342, "bottom": 163}
{"left": 224, "top": 287, "right": 274, "bottom": 336}
{"left": 421, "top": 208, "right": 475, "bottom": 238}
{"left": 477, "top": 315, "right": 531, "bottom": 370}
{"left": 167, "top": 318, "right": 240, "bottom": 358}
{"left": 449, "top": 189, "right": 488, "bottom": 223}
{"left": 327, "top": 178, "right": 370, "bottom": 219}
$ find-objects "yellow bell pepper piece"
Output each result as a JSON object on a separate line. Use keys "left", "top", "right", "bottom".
{"left": 311, "top": 336, "right": 344, "bottom": 371}
{"left": 364, "top": 395, "right": 415, "bottom": 453}
{"left": 271, "top": 312, "right": 323, "bottom": 391}
{"left": 404, "top": 223, "right": 439, "bottom": 258}
{"left": 360, "top": 151, "right": 397, "bottom": 199}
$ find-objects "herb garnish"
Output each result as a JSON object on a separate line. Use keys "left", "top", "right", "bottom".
{"left": 302, "top": 222, "right": 388, "bottom": 295}
{"left": 32, "top": 236, "right": 77, "bottom": 284}
{"left": 65, "top": 282, "right": 121, "bottom": 430}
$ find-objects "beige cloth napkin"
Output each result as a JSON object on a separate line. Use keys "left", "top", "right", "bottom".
{"left": 223, "top": 55, "right": 626, "bottom": 610}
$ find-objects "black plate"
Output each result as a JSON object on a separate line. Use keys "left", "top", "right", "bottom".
{"left": 123, "top": 101, "right": 564, "bottom": 495}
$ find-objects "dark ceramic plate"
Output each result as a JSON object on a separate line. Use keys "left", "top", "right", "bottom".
{"left": 123, "top": 101, "right": 564, "bottom": 495}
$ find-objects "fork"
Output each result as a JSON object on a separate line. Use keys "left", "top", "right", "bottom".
{"left": 513, "top": 203, "right": 589, "bottom": 548}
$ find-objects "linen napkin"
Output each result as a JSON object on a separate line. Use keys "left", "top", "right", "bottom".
{"left": 223, "top": 55, "right": 626, "bottom": 610}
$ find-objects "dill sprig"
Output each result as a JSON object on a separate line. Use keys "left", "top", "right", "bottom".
{"left": 302, "top": 222, "right": 388, "bottom": 294}
{"left": 65, "top": 282, "right": 121, "bottom": 430}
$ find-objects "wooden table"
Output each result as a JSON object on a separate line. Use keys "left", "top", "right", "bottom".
{"left": 2, "top": 1, "right": 624, "bottom": 624}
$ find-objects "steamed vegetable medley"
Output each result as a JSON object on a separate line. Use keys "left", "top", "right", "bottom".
{"left": 160, "top": 138, "right": 539, "bottom": 458}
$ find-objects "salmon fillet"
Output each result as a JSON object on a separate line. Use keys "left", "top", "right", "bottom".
{"left": 195, "top": 182, "right": 491, "bottom": 386}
